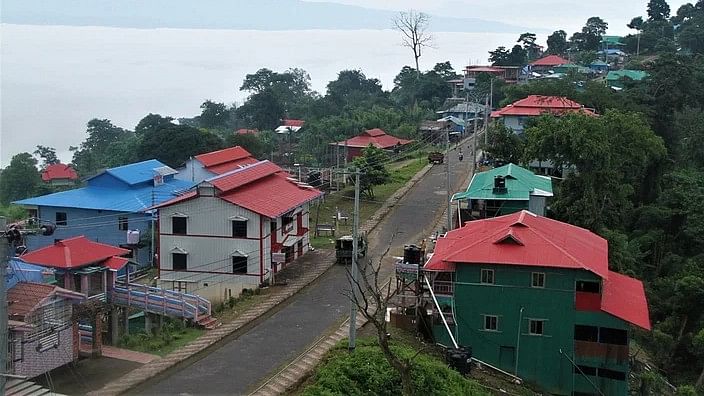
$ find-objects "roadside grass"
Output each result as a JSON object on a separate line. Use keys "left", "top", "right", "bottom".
{"left": 117, "top": 319, "right": 203, "bottom": 357}
{"left": 310, "top": 156, "right": 428, "bottom": 250}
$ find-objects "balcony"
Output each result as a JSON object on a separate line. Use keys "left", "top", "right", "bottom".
{"left": 574, "top": 340, "right": 629, "bottom": 363}
{"left": 575, "top": 291, "right": 601, "bottom": 311}
{"left": 433, "top": 281, "right": 454, "bottom": 296}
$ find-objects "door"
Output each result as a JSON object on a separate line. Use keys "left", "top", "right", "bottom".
{"left": 297, "top": 240, "right": 304, "bottom": 257}
{"left": 499, "top": 346, "right": 515, "bottom": 371}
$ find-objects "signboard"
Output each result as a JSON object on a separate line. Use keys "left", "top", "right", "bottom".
{"left": 272, "top": 253, "right": 286, "bottom": 263}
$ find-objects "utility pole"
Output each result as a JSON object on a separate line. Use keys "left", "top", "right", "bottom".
{"left": 151, "top": 189, "right": 156, "bottom": 268}
{"left": 335, "top": 143, "right": 340, "bottom": 191}
{"left": 1, "top": 217, "right": 9, "bottom": 392}
{"left": 484, "top": 94, "right": 490, "bottom": 147}
{"left": 349, "top": 169, "right": 361, "bottom": 351}
{"left": 445, "top": 128, "right": 452, "bottom": 232}
{"left": 472, "top": 103, "right": 478, "bottom": 174}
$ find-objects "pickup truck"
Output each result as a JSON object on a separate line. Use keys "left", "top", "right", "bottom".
{"left": 427, "top": 152, "right": 444, "bottom": 164}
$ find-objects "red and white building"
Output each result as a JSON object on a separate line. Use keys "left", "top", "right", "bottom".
{"left": 176, "top": 146, "right": 259, "bottom": 183}
{"left": 275, "top": 119, "right": 305, "bottom": 134}
{"left": 529, "top": 54, "right": 569, "bottom": 72}
{"left": 331, "top": 128, "right": 413, "bottom": 161}
{"left": 155, "top": 160, "right": 323, "bottom": 303}
{"left": 41, "top": 163, "right": 79, "bottom": 186}
{"left": 491, "top": 95, "right": 596, "bottom": 134}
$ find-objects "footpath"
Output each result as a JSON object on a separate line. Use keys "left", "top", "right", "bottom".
{"left": 89, "top": 160, "right": 435, "bottom": 396}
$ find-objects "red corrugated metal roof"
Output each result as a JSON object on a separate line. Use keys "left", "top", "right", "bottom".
{"left": 41, "top": 163, "right": 78, "bottom": 182}
{"left": 466, "top": 66, "right": 504, "bottom": 73}
{"left": 235, "top": 128, "right": 258, "bottom": 135}
{"left": 491, "top": 95, "right": 596, "bottom": 118}
{"left": 104, "top": 256, "right": 129, "bottom": 271}
{"left": 206, "top": 157, "right": 260, "bottom": 175}
{"left": 220, "top": 172, "right": 323, "bottom": 218}
{"left": 601, "top": 271, "right": 651, "bottom": 330}
{"left": 8, "top": 282, "right": 84, "bottom": 321}
{"left": 425, "top": 210, "right": 609, "bottom": 279}
{"left": 20, "top": 236, "right": 129, "bottom": 269}
{"left": 210, "top": 161, "right": 281, "bottom": 192}
{"left": 334, "top": 128, "right": 413, "bottom": 149}
{"left": 195, "top": 146, "right": 254, "bottom": 167}
{"left": 531, "top": 55, "right": 569, "bottom": 66}
{"left": 282, "top": 119, "right": 305, "bottom": 127}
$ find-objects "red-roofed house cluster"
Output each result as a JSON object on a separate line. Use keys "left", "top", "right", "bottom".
{"left": 491, "top": 95, "right": 596, "bottom": 134}
{"left": 156, "top": 159, "right": 323, "bottom": 302}
{"left": 421, "top": 210, "right": 649, "bottom": 395}
{"left": 331, "top": 128, "right": 413, "bottom": 160}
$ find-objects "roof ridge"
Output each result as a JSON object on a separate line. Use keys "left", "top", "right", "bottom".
{"left": 206, "top": 160, "right": 270, "bottom": 182}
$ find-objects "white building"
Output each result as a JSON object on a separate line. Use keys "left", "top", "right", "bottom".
{"left": 156, "top": 160, "right": 323, "bottom": 303}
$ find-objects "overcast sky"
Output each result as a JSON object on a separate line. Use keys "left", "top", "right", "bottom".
{"left": 307, "top": 0, "right": 690, "bottom": 36}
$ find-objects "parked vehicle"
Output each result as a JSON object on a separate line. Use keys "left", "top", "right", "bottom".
{"left": 428, "top": 152, "right": 444, "bottom": 164}
{"left": 335, "top": 235, "right": 367, "bottom": 265}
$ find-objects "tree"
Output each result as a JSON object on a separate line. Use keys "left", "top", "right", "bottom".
{"left": 488, "top": 46, "right": 511, "bottom": 66}
{"left": 508, "top": 44, "right": 528, "bottom": 66}
{"left": 674, "top": 2, "right": 704, "bottom": 54}
{"left": 326, "top": 70, "right": 385, "bottom": 108}
{"left": 199, "top": 100, "right": 230, "bottom": 129}
{"left": 71, "top": 118, "right": 133, "bottom": 176}
{"left": 482, "top": 123, "right": 525, "bottom": 164}
{"left": 352, "top": 145, "right": 390, "bottom": 198}
{"left": 225, "top": 133, "right": 270, "bottom": 159}
{"left": 628, "top": 17, "right": 645, "bottom": 55}
{"left": 432, "top": 61, "right": 458, "bottom": 80}
{"left": 546, "top": 30, "right": 569, "bottom": 55}
{"left": 517, "top": 32, "right": 541, "bottom": 59}
{"left": 135, "top": 113, "right": 174, "bottom": 136}
{"left": 236, "top": 90, "right": 286, "bottom": 130}
{"left": 393, "top": 10, "right": 433, "bottom": 78}
{"left": 33, "top": 145, "right": 60, "bottom": 167}
{"left": 0, "top": 153, "right": 41, "bottom": 205}
{"left": 648, "top": 0, "right": 671, "bottom": 21}
{"left": 571, "top": 17, "right": 608, "bottom": 51}
{"left": 137, "top": 125, "right": 223, "bottom": 168}
{"left": 239, "top": 67, "right": 312, "bottom": 114}
{"left": 693, "top": 328, "right": 704, "bottom": 388}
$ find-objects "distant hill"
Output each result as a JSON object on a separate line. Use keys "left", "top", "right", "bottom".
{"left": 1, "top": 0, "right": 530, "bottom": 33}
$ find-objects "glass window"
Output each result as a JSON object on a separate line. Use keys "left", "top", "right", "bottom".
{"left": 172, "top": 253, "right": 187, "bottom": 270}
{"left": 574, "top": 325, "right": 599, "bottom": 342}
{"left": 172, "top": 217, "right": 187, "bottom": 235}
{"left": 55, "top": 212, "right": 67, "bottom": 226}
{"left": 483, "top": 315, "right": 498, "bottom": 331}
{"left": 481, "top": 269, "right": 495, "bottom": 284}
{"left": 598, "top": 368, "right": 626, "bottom": 381}
{"left": 576, "top": 280, "right": 600, "bottom": 293}
{"left": 529, "top": 319, "right": 544, "bottom": 335}
{"left": 118, "top": 216, "right": 129, "bottom": 231}
{"left": 531, "top": 272, "right": 545, "bottom": 288}
{"left": 232, "top": 256, "right": 248, "bottom": 273}
{"left": 282, "top": 215, "right": 294, "bottom": 233}
{"left": 232, "top": 220, "right": 247, "bottom": 238}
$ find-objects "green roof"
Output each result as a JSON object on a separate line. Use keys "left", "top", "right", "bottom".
{"left": 590, "top": 60, "right": 608, "bottom": 66}
{"left": 601, "top": 35, "right": 625, "bottom": 46}
{"left": 606, "top": 69, "right": 648, "bottom": 81}
{"left": 452, "top": 163, "right": 553, "bottom": 201}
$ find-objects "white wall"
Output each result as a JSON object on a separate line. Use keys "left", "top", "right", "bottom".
{"left": 174, "top": 159, "right": 216, "bottom": 183}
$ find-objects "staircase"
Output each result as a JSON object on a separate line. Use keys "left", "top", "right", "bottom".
{"left": 111, "top": 283, "right": 220, "bottom": 329}
{"left": 5, "top": 379, "right": 67, "bottom": 396}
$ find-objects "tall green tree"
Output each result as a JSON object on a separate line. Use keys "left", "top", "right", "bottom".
{"left": 546, "top": 30, "right": 569, "bottom": 55}
{"left": 571, "top": 17, "right": 608, "bottom": 51}
{"left": 199, "top": 100, "right": 230, "bottom": 129}
{"left": 137, "top": 125, "right": 223, "bottom": 168}
{"left": 0, "top": 153, "right": 41, "bottom": 205}
{"left": 326, "top": 70, "right": 386, "bottom": 108}
{"left": 33, "top": 145, "right": 60, "bottom": 167}
{"left": 352, "top": 145, "right": 390, "bottom": 198}
{"left": 482, "top": 123, "right": 524, "bottom": 164}
{"left": 648, "top": 0, "right": 671, "bottom": 21}
{"left": 673, "top": 2, "right": 704, "bottom": 54}
{"left": 517, "top": 32, "right": 541, "bottom": 59}
{"left": 71, "top": 118, "right": 133, "bottom": 176}
{"left": 236, "top": 90, "right": 286, "bottom": 130}
{"left": 135, "top": 113, "right": 174, "bottom": 136}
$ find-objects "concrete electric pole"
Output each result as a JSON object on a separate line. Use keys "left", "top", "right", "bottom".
{"left": 349, "top": 169, "right": 361, "bottom": 351}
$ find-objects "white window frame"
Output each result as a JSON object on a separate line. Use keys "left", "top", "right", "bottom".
{"left": 483, "top": 314, "right": 499, "bottom": 331}
{"left": 480, "top": 269, "right": 495, "bottom": 285}
{"left": 528, "top": 319, "right": 545, "bottom": 336}
{"left": 531, "top": 272, "right": 545, "bottom": 288}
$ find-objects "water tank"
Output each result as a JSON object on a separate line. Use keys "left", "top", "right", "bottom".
{"left": 127, "top": 229, "right": 140, "bottom": 245}
{"left": 403, "top": 244, "right": 421, "bottom": 265}
{"left": 445, "top": 346, "right": 472, "bottom": 375}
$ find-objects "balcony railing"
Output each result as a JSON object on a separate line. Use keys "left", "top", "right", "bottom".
{"left": 574, "top": 340, "right": 629, "bottom": 363}
{"left": 433, "top": 281, "right": 454, "bottom": 295}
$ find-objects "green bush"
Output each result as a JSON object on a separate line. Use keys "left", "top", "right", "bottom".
{"left": 302, "top": 338, "right": 489, "bottom": 396}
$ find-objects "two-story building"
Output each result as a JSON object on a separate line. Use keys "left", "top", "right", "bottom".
{"left": 155, "top": 160, "right": 323, "bottom": 303}
{"left": 15, "top": 159, "right": 193, "bottom": 266}
{"left": 424, "top": 210, "right": 650, "bottom": 396}
{"left": 41, "top": 163, "right": 79, "bottom": 187}
{"left": 491, "top": 95, "right": 596, "bottom": 135}
{"left": 176, "top": 146, "right": 258, "bottom": 183}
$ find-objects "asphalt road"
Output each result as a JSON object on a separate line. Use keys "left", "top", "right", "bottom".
{"left": 135, "top": 145, "right": 471, "bottom": 396}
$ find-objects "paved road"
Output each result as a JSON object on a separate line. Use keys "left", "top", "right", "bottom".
{"left": 134, "top": 145, "right": 471, "bottom": 396}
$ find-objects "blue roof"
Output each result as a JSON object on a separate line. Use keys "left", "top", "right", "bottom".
{"left": 7, "top": 259, "right": 49, "bottom": 289}
{"left": 88, "top": 159, "right": 169, "bottom": 186}
{"left": 14, "top": 178, "right": 194, "bottom": 212}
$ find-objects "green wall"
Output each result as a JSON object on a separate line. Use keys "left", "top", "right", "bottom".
{"left": 439, "top": 264, "right": 630, "bottom": 395}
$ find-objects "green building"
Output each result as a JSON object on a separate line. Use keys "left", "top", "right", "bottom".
{"left": 452, "top": 163, "right": 553, "bottom": 218}
{"left": 424, "top": 210, "right": 650, "bottom": 395}
{"left": 606, "top": 69, "right": 648, "bottom": 89}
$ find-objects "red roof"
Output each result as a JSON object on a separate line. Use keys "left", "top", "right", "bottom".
{"left": 104, "top": 256, "right": 130, "bottom": 271}
{"left": 425, "top": 210, "right": 651, "bottom": 329}
{"left": 210, "top": 161, "right": 281, "bottom": 192}
{"left": 41, "top": 163, "right": 78, "bottom": 182}
{"left": 491, "top": 95, "right": 596, "bottom": 118}
{"left": 602, "top": 271, "right": 651, "bottom": 330}
{"left": 194, "top": 146, "right": 259, "bottom": 175}
{"left": 531, "top": 55, "right": 569, "bottom": 66}
{"left": 8, "top": 282, "right": 84, "bottom": 321}
{"left": 282, "top": 119, "right": 305, "bottom": 127}
{"left": 466, "top": 66, "right": 504, "bottom": 73}
{"left": 235, "top": 128, "right": 258, "bottom": 135}
{"left": 20, "top": 236, "right": 129, "bottom": 269}
{"left": 334, "top": 128, "right": 413, "bottom": 149}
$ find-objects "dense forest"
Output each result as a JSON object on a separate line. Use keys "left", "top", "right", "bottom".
{"left": 2, "top": 0, "right": 704, "bottom": 392}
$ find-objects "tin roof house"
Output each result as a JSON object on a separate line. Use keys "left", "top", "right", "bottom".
{"left": 330, "top": 128, "right": 413, "bottom": 161}
{"left": 154, "top": 160, "right": 323, "bottom": 303}
{"left": 176, "top": 146, "right": 258, "bottom": 183}
{"left": 14, "top": 159, "right": 193, "bottom": 266}
{"left": 424, "top": 210, "right": 650, "bottom": 395}
{"left": 491, "top": 95, "right": 596, "bottom": 134}
{"left": 41, "top": 163, "right": 79, "bottom": 186}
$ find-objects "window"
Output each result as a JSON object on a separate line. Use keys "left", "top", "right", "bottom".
{"left": 531, "top": 272, "right": 545, "bottom": 288}
{"left": 529, "top": 319, "right": 544, "bottom": 335}
{"left": 118, "top": 216, "right": 129, "bottom": 231}
{"left": 172, "top": 253, "right": 187, "bottom": 271}
{"left": 232, "top": 220, "right": 247, "bottom": 238}
{"left": 574, "top": 365, "right": 597, "bottom": 376}
{"left": 270, "top": 220, "right": 277, "bottom": 240}
{"left": 483, "top": 315, "right": 498, "bottom": 331}
{"left": 576, "top": 280, "right": 600, "bottom": 293}
{"left": 55, "top": 212, "right": 67, "bottom": 226}
{"left": 282, "top": 215, "right": 294, "bottom": 233}
{"left": 598, "top": 368, "right": 626, "bottom": 381}
{"left": 232, "top": 256, "right": 248, "bottom": 273}
{"left": 574, "top": 325, "right": 599, "bottom": 342}
{"left": 480, "top": 269, "right": 495, "bottom": 284}
{"left": 172, "top": 217, "right": 187, "bottom": 235}
{"left": 599, "top": 327, "right": 628, "bottom": 345}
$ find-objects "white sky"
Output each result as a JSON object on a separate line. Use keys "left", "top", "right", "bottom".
{"left": 307, "top": 0, "right": 690, "bottom": 36}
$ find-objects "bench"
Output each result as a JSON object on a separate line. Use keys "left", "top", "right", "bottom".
{"left": 315, "top": 224, "right": 336, "bottom": 237}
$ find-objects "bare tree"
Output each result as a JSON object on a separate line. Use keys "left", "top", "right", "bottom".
{"left": 393, "top": 10, "right": 434, "bottom": 78}
{"left": 344, "top": 235, "right": 425, "bottom": 396}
